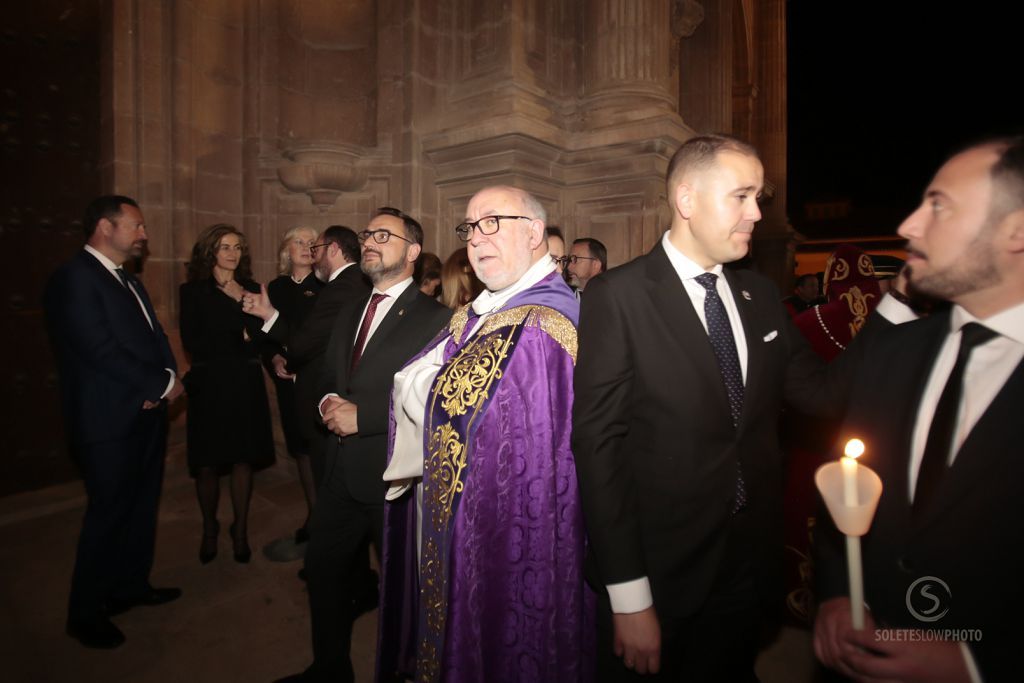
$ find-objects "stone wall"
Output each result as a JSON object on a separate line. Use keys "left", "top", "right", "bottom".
{"left": 4, "top": 0, "right": 788, "bottom": 494}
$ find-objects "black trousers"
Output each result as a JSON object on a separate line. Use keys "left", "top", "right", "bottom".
{"left": 304, "top": 456, "right": 382, "bottom": 682}
{"left": 597, "top": 512, "right": 763, "bottom": 682}
{"left": 67, "top": 410, "right": 166, "bottom": 622}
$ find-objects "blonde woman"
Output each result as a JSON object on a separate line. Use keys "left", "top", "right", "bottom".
{"left": 261, "top": 226, "right": 322, "bottom": 550}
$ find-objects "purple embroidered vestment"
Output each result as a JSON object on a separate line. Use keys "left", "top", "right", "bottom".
{"left": 377, "top": 272, "right": 594, "bottom": 683}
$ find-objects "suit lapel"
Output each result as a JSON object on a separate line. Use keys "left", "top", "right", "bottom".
{"left": 82, "top": 251, "right": 154, "bottom": 334}
{"left": 643, "top": 245, "right": 732, "bottom": 422}
{"left": 337, "top": 295, "right": 367, "bottom": 384}
{"left": 357, "top": 283, "right": 420, "bottom": 369}
{"left": 124, "top": 271, "right": 160, "bottom": 334}
{"left": 918, "top": 355, "right": 1024, "bottom": 530}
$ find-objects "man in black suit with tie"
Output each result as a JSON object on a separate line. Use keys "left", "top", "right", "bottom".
{"left": 814, "top": 137, "right": 1024, "bottom": 681}
{"left": 45, "top": 195, "right": 184, "bottom": 649}
{"left": 572, "top": 135, "right": 871, "bottom": 680}
{"left": 247, "top": 226, "right": 370, "bottom": 493}
{"left": 275, "top": 207, "right": 450, "bottom": 683}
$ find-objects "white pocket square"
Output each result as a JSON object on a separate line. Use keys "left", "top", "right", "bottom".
{"left": 763, "top": 330, "right": 778, "bottom": 342}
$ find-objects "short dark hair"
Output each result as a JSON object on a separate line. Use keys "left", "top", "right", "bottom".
{"left": 574, "top": 237, "right": 607, "bottom": 272}
{"left": 545, "top": 226, "right": 564, "bottom": 241}
{"left": 666, "top": 134, "right": 759, "bottom": 198}
{"left": 376, "top": 206, "right": 424, "bottom": 246}
{"left": 83, "top": 195, "right": 139, "bottom": 238}
{"left": 414, "top": 252, "right": 443, "bottom": 284}
{"left": 987, "top": 135, "right": 1024, "bottom": 222}
{"left": 321, "top": 225, "right": 360, "bottom": 262}
{"left": 795, "top": 273, "right": 818, "bottom": 288}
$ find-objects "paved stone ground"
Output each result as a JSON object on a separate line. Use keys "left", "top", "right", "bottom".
{"left": 0, "top": 442, "right": 820, "bottom": 682}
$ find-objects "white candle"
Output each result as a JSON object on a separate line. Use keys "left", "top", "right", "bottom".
{"left": 842, "top": 438, "right": 866, "bottom": 629}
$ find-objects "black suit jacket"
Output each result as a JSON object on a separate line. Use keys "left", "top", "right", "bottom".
{"left": 816, "top": 310, "right": 1024, "bottom": 678}
{"left": 573, "top": 242, "right": 865, "bottom": 619}
{"left": 319, "top": 282, "right": 451, "bottom": 505}
{"left": 45, "top": 249, "right": 176, "bottom": 445}
{"left": 264, "top": 264, "right": 371, "bottom": 442}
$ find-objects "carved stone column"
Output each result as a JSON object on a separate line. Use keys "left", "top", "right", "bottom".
{"left": 581, "top": 0, "right": 676, "bottom": 128}
{"left": 749, "top": 0, "right": 794, "bottom": 288}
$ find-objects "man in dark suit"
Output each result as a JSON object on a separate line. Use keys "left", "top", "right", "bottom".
{"left": 814, "top": 137, "right": 1024, "bottom": 681}
{"left": 572, "top": 135, "right": 869, "bottom": 681}
{"left": 275, "top": 207, "right": 451, "bottom": 683}
{"left": 45, "top": 195, "right": 184, "bottom": 649}
{"left": 248, "top": 226, "right": 369, "bottom": 494}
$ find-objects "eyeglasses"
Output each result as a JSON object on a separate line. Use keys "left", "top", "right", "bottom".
{"left": 455, "top": 215, "right": 533, "bottom": 242}
{"left": 292, "top": 238, "right": 317, "bottom": 248}
{"left": 560, "top": 255, "right": 598, "bottom": 265}
{"left": 359, "top": 229, "right": 414, "bottom": 245}
{"left": 309, "top": 242, "right": 331, "bottom": 253}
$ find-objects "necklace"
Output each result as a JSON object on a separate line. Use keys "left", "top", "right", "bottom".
{"left": 215, "top": 278, "right": 234, "bottom": 289}
{"left": 814, "top": 305, "right": 846, "bottom": 350}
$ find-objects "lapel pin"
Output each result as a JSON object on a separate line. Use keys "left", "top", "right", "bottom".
{"left": 398, "top": 309, "right": 405, "bottom": 316}
{"left": 741, "top": 290, "right": 752, "bottom": 300}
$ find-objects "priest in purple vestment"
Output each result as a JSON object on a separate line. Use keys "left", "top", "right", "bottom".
{"left": 377, "top": 186, "right": 594, "bottom": 683}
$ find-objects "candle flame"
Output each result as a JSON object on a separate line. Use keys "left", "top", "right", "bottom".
{"left": 844, "top": 438, "right": 865, "bottom": 459}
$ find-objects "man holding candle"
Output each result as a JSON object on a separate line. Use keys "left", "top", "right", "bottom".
{"left": 572, "top": 135, "right": 892, "bottom": 680}
{"left": 814, "top": 136, "right": 1024, "bottom": 681}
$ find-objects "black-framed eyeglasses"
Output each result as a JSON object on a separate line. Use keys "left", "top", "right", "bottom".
{"left": 359, "top": 229, "right": 414, "bottom": 245}
{"left": 309, "top": 242, "right": 331, "bottom": 253}
{"left": 562, "top": 255, "right": 598, "bottom": 265}
{"left": 455, "top": 215, "right": 533, "bottom": 242}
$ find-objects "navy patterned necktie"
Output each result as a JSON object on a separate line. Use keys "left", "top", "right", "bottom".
{"left": 695, "top": 272, "right": 747, "bottom": 511}
{"left": 913, "top": 322, "right": 997, "bottom": 516}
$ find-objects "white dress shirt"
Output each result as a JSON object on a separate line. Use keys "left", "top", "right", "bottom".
{"left": 908, "top": 302, "right": 1024, "bottom": 500}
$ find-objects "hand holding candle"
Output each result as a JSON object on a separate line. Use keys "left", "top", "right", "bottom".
{"left": 814, "top": 437, "right": 882, "bottom": 631}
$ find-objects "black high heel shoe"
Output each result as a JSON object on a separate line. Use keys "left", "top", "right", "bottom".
{"left": 229, "top": 523, "right": 251, "bottom": 564}
{"left": 199, "top": 521, "right": 219, "bottom": 564}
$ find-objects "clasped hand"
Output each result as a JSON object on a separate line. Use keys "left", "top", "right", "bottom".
{"left": 322, "top": 396, "right": 358, "bottom": 437}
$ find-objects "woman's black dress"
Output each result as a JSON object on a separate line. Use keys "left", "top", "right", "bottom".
{"left": 262, "top": 272, "right": 323, "bottom": 456}
{"left": 180, "top": 278, "right": 275, "bottom": 475}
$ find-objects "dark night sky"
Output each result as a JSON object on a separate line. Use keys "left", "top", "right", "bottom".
{"left": 787, "top": 3, "right": 1022, "bottom": 239}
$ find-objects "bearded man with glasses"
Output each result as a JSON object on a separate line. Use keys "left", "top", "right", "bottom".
{"left": 272, "top": 208, "right": 450, "bottom": 683}
{"left": 376, "top": 186, "right": 593, "bottom": 682}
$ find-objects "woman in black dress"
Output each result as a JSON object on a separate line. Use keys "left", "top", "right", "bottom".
{"left": 180, "top": 224, "right": 274, "bottom": 563}
{"left": 262, "top": 226, "right": 322, "bottom": 539}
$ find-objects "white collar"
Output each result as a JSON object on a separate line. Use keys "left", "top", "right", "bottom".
{"left": 328, "top": 261, "right": 356, "bottom": 282}
{"left": 373, "top": 276, "right": 415, "bottom": 299}
{"left": 84, "top": 244, "right": 122, "bottom": 275}
{"left": 950, "top": 301, "right": 1024, "bottom": 346}
{"left": 661, "top": 232, "right": 725, "bottom": 280}
{"left": 471, "top": 255, "right": 556, "bottom": 315}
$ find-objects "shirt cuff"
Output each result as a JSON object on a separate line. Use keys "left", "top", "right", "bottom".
{"left": 159, "top": 369, "right": 176, "bottom": 399}
{"left": 318, "top": 393, "right": 340, "bottom": 416}
{"left": 607, "top": 577, "right": 654, "bottom": 614}
{"left": 876, "top": 292, "right": 918, "bottom": 324}
{"left": 385, "top": 481, "right": 412, "bottom": 501}
{"left": 959, "top": 642, "right": 983, "bottom": 683}
{"left": 261, "top": 309, "right": 280, "bottom": 333}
